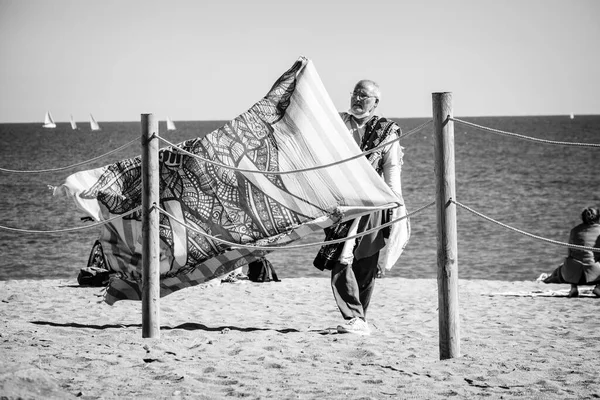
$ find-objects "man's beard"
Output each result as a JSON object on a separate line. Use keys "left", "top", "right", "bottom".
{"left": 348, "top": 108, "right": 372, "bottom": 119}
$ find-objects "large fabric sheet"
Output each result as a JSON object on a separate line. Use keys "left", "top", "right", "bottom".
{"left": 54, "top": 57, "right": 403, "bottom": 304}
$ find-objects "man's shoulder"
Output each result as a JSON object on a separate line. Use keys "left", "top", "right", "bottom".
{"left": 339, "top": 111, "right": 351, "bottom": 121}
{"left": 376, "top": 115, "right": 399, "bottom": 125}
{"left": 369, "top": 116, "right": 401, "bottom": 134}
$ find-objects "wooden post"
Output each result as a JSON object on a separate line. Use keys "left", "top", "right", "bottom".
{"left": 432, "top": 92, "right": 460, "bottom": 359}
{"left": 141, "top": 113, "right": 160, "bottom": 338}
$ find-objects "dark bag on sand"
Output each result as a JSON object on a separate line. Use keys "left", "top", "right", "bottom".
{"left": 77, "top": 266, "right": 111, "bottom": 287}
{"left": 247, "top": 258, "right": 280, "bottom": 282}
{"left": 77, "top": 240, "right": 112, "bottom": 286}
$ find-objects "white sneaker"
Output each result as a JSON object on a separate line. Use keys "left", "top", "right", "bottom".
{"left": 337, "top": 317, "right": 370, "bottom": 335}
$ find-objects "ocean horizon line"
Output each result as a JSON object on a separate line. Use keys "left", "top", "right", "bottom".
{"left": 1, "top": 113, "right": 598, "bottom": 124}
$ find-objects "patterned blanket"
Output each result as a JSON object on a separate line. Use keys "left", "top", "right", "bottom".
{"left": 54, "top": 57, "right": 403, "bottom": 304}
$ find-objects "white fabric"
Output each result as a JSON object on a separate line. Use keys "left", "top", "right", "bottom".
{"left": 53, "top": 58, "right": 405, "bottom": 303}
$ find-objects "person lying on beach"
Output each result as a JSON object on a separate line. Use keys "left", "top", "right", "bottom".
{"left": 543, "top": 207, "right": 600, "bottom": 297}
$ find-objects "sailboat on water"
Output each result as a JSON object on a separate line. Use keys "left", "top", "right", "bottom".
{"left": 70, "top": 115, "right": 79, "bottom": 130}
{"left": 166, "top": 116, "right": 176, "bottom": 131}
{"left": 89, "top": 114, "right": 101, "bottom": 131}
{"left": 42, "top": 111, "right": 56, "bottom": 128}
{"left": 569, "top": 112, "right": 574, "bottom": 120}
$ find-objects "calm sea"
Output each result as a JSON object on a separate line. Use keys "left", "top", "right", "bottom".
{"left": 0, "top": 116, "right": 598, "bottom": 282}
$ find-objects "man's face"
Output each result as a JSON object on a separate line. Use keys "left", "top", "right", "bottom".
{"left": 350, "top": 83, "right": 378, "bottom": 115}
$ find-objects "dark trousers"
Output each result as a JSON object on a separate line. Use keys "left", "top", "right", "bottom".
{"left": 331, "top": 252, "right": 379, "bottom": 321}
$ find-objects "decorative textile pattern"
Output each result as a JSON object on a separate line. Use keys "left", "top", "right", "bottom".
{"left": 54, "top": 57, "right": 402, "bottom": 304}
{"left": 361, "top": 116, "right": 403, "bottom": 175}
{"left": 313, "top": 114, "right": 410, "bottom": 271}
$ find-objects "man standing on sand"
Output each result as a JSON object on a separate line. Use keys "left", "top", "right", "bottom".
{"left": 314, "top": 79, "right": 405, "bottom": 335}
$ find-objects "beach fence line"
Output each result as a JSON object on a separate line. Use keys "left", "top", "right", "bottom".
{"left": 0, "top": 100, "right": 599, "bottom": 358}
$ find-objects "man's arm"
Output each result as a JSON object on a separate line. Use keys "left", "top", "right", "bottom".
{"left": 381, "top": 132, "right": 403, "bottom": 202}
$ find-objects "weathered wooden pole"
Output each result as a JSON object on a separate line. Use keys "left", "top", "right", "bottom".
{"left": 141, "top": 113, "right": 160, "bottom": 338}
{"left": 432, "top": 92, "right": 460, "bottom": 359}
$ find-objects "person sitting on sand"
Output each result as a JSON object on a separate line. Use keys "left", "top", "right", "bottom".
{"left": 543, "top": 207, "right": 600, "bottom": 297}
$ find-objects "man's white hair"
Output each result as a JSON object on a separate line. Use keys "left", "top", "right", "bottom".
{"left": 355, "top": 79, "right": 381, "bottom": 99}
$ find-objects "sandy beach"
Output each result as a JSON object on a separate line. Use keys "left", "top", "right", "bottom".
{"left": 1, "top": 277, "right": 599, "bottom": 399}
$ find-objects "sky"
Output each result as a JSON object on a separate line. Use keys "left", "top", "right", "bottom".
{"left": 0, "top": 0, "right": 599, "bottom": 123}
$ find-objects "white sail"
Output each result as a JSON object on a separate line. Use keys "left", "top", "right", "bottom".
{"left": 90, "top": 114, "right": 101, "bottom": 131}
{"left": 570, "top": 112, "right": 574, "bottom": 120}
{"left": 42, "top": 111, "right": 56, "bottom": 128}
{"left": 70, "top": 115, "right": 78, "bottom": 130}
{"left": 166, "top": 116, "right": 176, "bottom": 131}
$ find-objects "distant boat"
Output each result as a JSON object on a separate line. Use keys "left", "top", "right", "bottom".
{"left": 89, "top": 114, "right": 101, "bottom": 131}
{"left": 166, "top": 116, "right": 176, "bottom": 131}
{"left": 70, "top": 115, "right": 78, "bottom": 130}
{"left": 42, "top": 111, "right": 56, "bottom": 128}
{"left": 569, "top": 112, "right": 574, "bottom": 120}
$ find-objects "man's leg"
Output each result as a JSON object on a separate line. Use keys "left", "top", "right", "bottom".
{"left": 331, "top": 262, "right": 364, "bottom": 320}
{"left": 352, "top": 252, "right": 379, "bottom": 318}
{"left": 333, "top": 256, "right": 378, "bottom": 336}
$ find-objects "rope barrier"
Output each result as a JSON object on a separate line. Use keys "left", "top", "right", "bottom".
{"left": 0, "top": 206, "right": 142, "bottom": 234}
{"left": 451, "top": 117, "right": 600, "bottom": 148}
{"left": 158, "top": 200, "right": 435, "bottom": 251}
{"left": 6, "top": 116, "right": 596, "bottom": 262}
{"left": 0, "top": 136, "right": 141, "bottom": 174}
{"left": 452, "top": 199, "right": 600, "bottom": 253}
{"left": 157, "top": 120, "right": 432, "bottom": 175}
